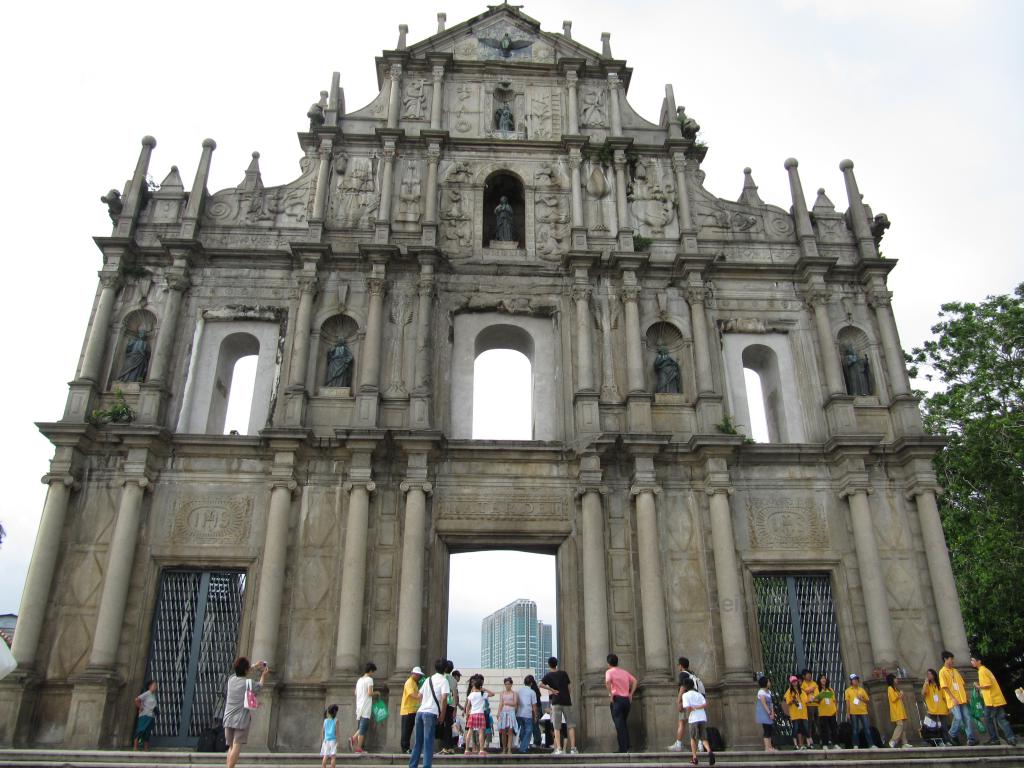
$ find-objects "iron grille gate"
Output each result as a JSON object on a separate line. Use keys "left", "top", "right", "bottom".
{"left": 753, "top": 574, "right": 846, "bottom": 739}
{"left": 145, "top": 570, "right": 246, "bottom": 746}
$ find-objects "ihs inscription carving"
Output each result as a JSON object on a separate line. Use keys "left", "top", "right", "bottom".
{"left": 747, "top": 497, "right": 828, "bottom": 549}
{"left": 171, "top": 496, "right": 254, "bottom": 545}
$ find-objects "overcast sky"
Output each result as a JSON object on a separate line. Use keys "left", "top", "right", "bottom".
{"left": 0, "top": 1, "right": 1020, "bottom": 653}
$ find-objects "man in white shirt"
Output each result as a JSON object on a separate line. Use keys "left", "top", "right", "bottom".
{"left": 409, "top": 658, "right": 450, "bottom": 768}
{"left": 681, "top": 677, "right": 715, "bottom": 765}
{"left": 516, "top": 679, "right": 539, "bottom": 753}
{"left": 350, "top": 662, "right": 377, "bottom": 754}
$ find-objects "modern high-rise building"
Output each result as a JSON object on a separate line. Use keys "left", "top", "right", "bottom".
{"left": 481, "top": 599, "right": 551, "bottom": 674}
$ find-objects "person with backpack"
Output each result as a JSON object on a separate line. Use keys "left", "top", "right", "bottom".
{"left": 408, "top": 658, "right": 450, "bottom": 768}
{"left": 669, "top": 657, "right": 705, "bottom": 752}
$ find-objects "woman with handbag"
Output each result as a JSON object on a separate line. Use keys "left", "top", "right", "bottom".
{"left": 222, "top": 656, "right": 269, "bottom": 768}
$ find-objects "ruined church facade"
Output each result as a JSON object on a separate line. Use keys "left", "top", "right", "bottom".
{"left": 0, "top": 6, "right": 969, "bottom": 751}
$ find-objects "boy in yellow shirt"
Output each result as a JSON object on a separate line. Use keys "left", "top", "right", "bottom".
{"left": 844, "top": 674, "right": 873, "bottom": 749}
{"left": 971, "top": 655, "right": 1018, "bottom": 746}
{"left": 939, "top": 650, "right": 977, "bottom": 746}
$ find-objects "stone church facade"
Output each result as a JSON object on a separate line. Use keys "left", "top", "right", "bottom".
{"left": 0, "top": 5, "right": 970, "bottom": 752}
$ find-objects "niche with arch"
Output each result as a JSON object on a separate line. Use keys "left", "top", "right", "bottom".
{"left": 109, "top": 308, "right": 157, "bottom": 388}
{"left": 836, "top": 326, "right": 876, "bottom": 398}
{"left": 315, "top": 313, "right": 361, "bottom": 394}
{"left": 644, "top": 320, "right": 693, "bottom": 398}
{"left": 450, "top": 313, "right": 559, "bottom": 441}
{"left": 721, "top": 332, "right": 806, "bottom": 443}
{"left": 482, "top": 170, "right": 525, "bottom": 247}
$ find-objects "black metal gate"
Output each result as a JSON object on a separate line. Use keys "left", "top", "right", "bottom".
{"left": 753, "top": 574, "right": 846, "bottom": 737}
{"left": 145, "top": 570, "right": 246, "bottom": 746}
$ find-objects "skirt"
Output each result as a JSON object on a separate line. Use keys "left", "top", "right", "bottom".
{"left": 320, "top": 739, "right": 337, "bottom": 756}
{"left": 468, "top": 712, "right": 486, "bottom": 730}
{"left": 497, "top": 709, "right": 517, "bottom": 730}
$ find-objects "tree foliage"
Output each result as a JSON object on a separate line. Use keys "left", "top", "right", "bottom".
{"left": 910, "top": 283, "right": 1024, "bottom": 663}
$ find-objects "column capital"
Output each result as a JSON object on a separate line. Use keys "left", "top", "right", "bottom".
{"left": 630, "top": 484, "right": 661, "bottom": 497}
{"left": 606, "top": 72, "right": 620, "bottom": 86}
{"left": 620, "top": 284, "right": 640, "bottom": 303}
{"left": 671, "top": 153, "right": 687, "bottom": 173}
{"left": 400, "top": 480, "right": 433, "bottom": 495}
{"left": 122, "top": 476, "right": 151, "bottom": 491}
{"left": 613, "top": 149, "right": 628, "bottom": 166}
{"left": 432, "top": 65, "right": 445, "bottom": 82}
{"left": 867, "top": 289, "right": 893, "bottom": 309}
{"left": 704, "top": 484, "right": 733, "bottom": 498}
{"left": 803, "top": 287, "right": 831, "bottom": 308}
{"left": 271, "top": 479, "right": 299, "bottom": 494}
{"left": 296, "top": 274, "right": 319, "bottom": 295}
{"left": 571, "top": 284, "right": 592, "bottom": 303}
{"left": 426, "top": 143, "right": 442, "bottom": 162}
{"left": 565, "top": 70, "right": 578, "bottom": 87}
{"left": 684, "top": 285, "right": 708, "bottom": 306}
{"left": 904, "top": 480, "right": 941, "bottom": 500}
{"left": 165, "top": 271, "right": 191, "bottom": 292}
{"left": 389, "top": 63, "right": 403, "bottom": 81}
{"left": 367, "top": 276, "right": 387, "bottom": 297}
{"left": 42, "top": 472, "right": 79, "bottom": 490}
{"left": 838, "top": 480, "right": 873, "bottom": 499}
{"left": 98, "top": 270, "right": 123, "bottom": 291}
{"left": 343, "top": 480, "right": 377, "bottom": 494}
{"left": 576, "top": 484, "right": 608, "bottom": 497}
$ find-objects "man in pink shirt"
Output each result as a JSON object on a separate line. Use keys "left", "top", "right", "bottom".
{"left": 604, "top": 653, "right": 637, "bottom": 753}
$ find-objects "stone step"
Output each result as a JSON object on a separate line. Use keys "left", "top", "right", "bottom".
{"left": 0, "top": 746, "right": 1021, "bottom": 768}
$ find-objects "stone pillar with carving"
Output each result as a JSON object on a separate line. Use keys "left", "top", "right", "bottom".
{"left": 607, "top": 73, "right": 623, "bottom": 137}
{"left": 671, "top": 153, "right": 697, "bottom": 252}
{"left": 805, "top": 288, "right": 845, "bottom": 398}
{"left": 422, "top": 142, "right": 440, "bottom": 246}
{"left": 565, "top": 70, "right": 579, "bottom": 135}
{"left": 569, "top": 254, "right": 599, "bottom": 432}
{"left": 631, "top": 480, "right": 669, "bottom": 673}
{"left": 335, "top": 475, "right": 375, "bottom": 672}
{"left": 395, "top": 444, "right": 432, "bottom": 674}
{"left": 907, "top": 479, "right": 971, "bottom": 659}
{"left": 682, "top": 270, "right": 723, "bottom": 429}
{"left": 356, "top": 269, "right": 386, "bottom": 426}
{"left": 375, "top": 139, "right": 397, "bottom": 243}
{"left": 841, "top": 474, "right": 899, "bottom": 669}
{"left": 136, "top": 257, "right": 190, "bottom": 425}
{"left": 868, "top": 283, "right": 910, "bottom": 399}
{"left": 568, "top": 148, "right": 584, "bottom": 230}
{"left": 410, "top": 256, "right": 435, "bottom": 428}
{"left": 312, "top": 136, "right": 334, "bottom": 222}
{"left": 429, "top": 65, "right": 444, "bottom": 130}
{"left": 386, "top": 63, "right": 402, "bottom": 130}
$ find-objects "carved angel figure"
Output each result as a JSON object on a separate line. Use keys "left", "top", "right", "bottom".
{"left": 477, "top": 32, "right": 534, "bottom": 58}
{"left": 402, "top": 79, "right": 427, "bottom": 119}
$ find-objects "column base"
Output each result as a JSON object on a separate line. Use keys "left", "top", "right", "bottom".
{"left": 282, "top": 386, "right": 308, "bottom": 427}
{"left": 715, "top": 675, "right": 761, "bottom": 749}
{"left": 374, "top": 222, "right": 391, "bottom": 244}
{"left": 635, "top": 679, "right": 678, "bottom": 751}
{"left": 695, "top": 394, "right": 724, "bottom": 433}
{"left": 580, "top": 679, "right": 617, "bottom": 753}
{"left": 824, "top": 394, "right": 857, "bottom": 435}
{"left": 65, "top": 668, "right": 122, "bottom": 749}
{"left": 63, "top": 380, "right": 98, "bottom": 422}
{"left": 616, "top": 228, "right": 634, "bottom": 251}
{"left": 0, "top": 671, "right": 39, "bottom": 747}
{"left": 574, "top": 391, "right": 600, "bottom": 435}
{"left": 245, "top": 680, "right": 278, "bottom": 752}
{"left": 890, "top": 394, "right": 924, "bottom": 436}
{"left": 135, "top": 382, "right": 169, "bottom": 426}
{"left": 626, "top": 393, "right": 652, "bottom": 433}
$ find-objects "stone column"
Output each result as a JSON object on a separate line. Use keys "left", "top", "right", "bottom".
{"left": 289, "top": 274, "right": 318, "bottom": 388}
{"left": 78, "top": 271, "right": 122, "bottom": 384}
{"left": 413, "top": 262, "right": 435, "bottom": 393}
{"left": 632, "top": 485, "right": 669, "bottom": 673}
{"left": 910, "top": 487, "right": 971, "bottom": 658}
{"left": 429, "top": 66, "right": 444, "bottom": 130}
{"left": 685, "top": 283, "right": 714, "bottom": 395}
{"left": 250, "top": 480, "right": 296, "bottom": 667}
{"left": 607, "top": 73, "right": 623, "bottom": 136}
{"left": 568, "top": 148, "right": 584, "bottom": 228}
{"left": 613, "top": 149, "right": 630, "bottom": 233}
{"left": 785, "top": 158, "right": 819, "bottom": 260}
{"left": 844, "top": 486, "right": 899, "bottom": 667}
{"left": 395, "top": 480, "right": 432, "bottom": 672}
{"left": 180, "top": 139, "right": 216, "bottom": 239}
{"left": 706, "top": 486, "right": 752, "bottom": 675}
{"left": 11, "top": 475, "right": 76, "bottom": 668}
{"left": 386, "top": 64, "right": 402, "bottom": 129}
{"left": 806, "top": 290, "right": 846, "bottom": 397}
{"left": 359, "top": 277, "right": 386, "bottom": 391}
{"left": 621, "top": 283, "right": 645, "bottom": 394}
{"left": 839, "top": 159, "right": 879, "bottom": 261}
{"left": 312, "top": 137, "right": 334, "bottom": 221}
{"left": 671, "top": 153, "right": 694, "bottom": 234}
{"left": 147, "top": 271, "right": 189, "bottom": 384}
{"left": 572, "top": 285, "right": 595, "bottom": 392}
{"left": 377, "top": 141, "right": 397, "bottom": 226}
{"left": 869, "top": 287, "right": 911, "bottom": 398}
{"left": 114, "top": 136, "right": 157, "bottom": 238}
{"left": 88, "top": 477, "right": 148, "bottom": 668}
{"left": 424, "top": 144, "right": 440, "bottom": 225}
{"left": 578, "top": 469, "right": 609, "bottom": 673}
{"left": 565, "top": 71, "right": 579, "bottom": 134}
{"left": 335, "top": 479, "right": 375, "bottom": 671}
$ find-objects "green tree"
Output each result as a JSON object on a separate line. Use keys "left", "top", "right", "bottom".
{"left": 909, "top": 283, "right": 1024, "bottom": 662}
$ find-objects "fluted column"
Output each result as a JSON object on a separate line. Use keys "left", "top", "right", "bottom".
{"left": 707, "top": 486, "right": 752, "bottom": 674}
{"left": 386, "top": 64, "right": 402, "bottom": 129}
{"left": 621, "top": 283, "right": 645, "bottom": 393}
{"left": 845, "top": 487, "right": 898, "bottom": 666}
{"left": 251, "top": 480, "right": 297, "bottom": 667}
{"left": 839, "top": 159, "right": 878, "bottom": 261}
{"left": 607, "top": 73, "right": 623, "bottom": 136}
{"left": 395, "top": 480, "right": 432, "bottom": 672}
{"left": 685, "top": 284, "right": 714, "bottom": 395}
{"left": 12, "top": 474, "right": 76, "bottom": 668}
{"left": 147, "top": 271, "right": 189, "bottom": 384}
{"left": 579, "top": 482, "right": 610, "bottom": 673}
{"left": 565, "top": 71, "right": 579, "bottom": 134}
{"left": 572, "top": 284, "right": 595, "bottom": 392}
{"left": 429, "top": 66, "right": 444, "bottom": 129}
{"left": 360, "top": 277, "right": 386, "bottom": 391}
{"left": 869, "top": 288, "right": 911, "bottom": 397}
{"left": 806, "top": 290, "right": 845, "bottom": 397}
{"left": 79, "top": 271, "right": 122, "bottom": 383}
{"left": 89, "top": 477, "right": 148, "bottom": 668}
{"left": 335, "top": 480, "right": 375, "bottom": 671}
{"left": 613, "top": 150, "right": 630, "bottom": 233}
{"left": 289, "top": 274, "right": 318, "bottom": 388}
{"left": 312, "top": 137, "right": 334, "bottom": 221}
{"left": 911, "top": 487, "right": 971, "bottom": 658}
{"left": 633, "top": 485, "right": 669, "bottom": 672}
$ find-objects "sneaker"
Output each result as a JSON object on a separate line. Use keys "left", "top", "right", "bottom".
{"left": 708, "top": 753, "right": 716, "bottom": 766}
{"left": 553, "top": 748, "right": 563, "bottom": 755}
{"left": 889, "top": 741, "right": 896, "bottom": 749}
{"left": 569, "top": 747, "right": 579, "bottom": 754}
{"left": 853, "top": 745, "right": 860, "bottom": 750}
{"left": 870, "top": 744, "right": 878, "bottom": 749}
{"left": 668, "top": 742, "right": 683, "bottom": 752}
{"left": 698, "top": 742, "right": 706, "bottom": 752}
{"left": 902, "top": 743, "right": 914, "bottom": 748}
{"left": 348, "top": 735, "right": 356, "bottom": 752}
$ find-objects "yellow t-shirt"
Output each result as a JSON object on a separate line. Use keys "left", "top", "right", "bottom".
{"left": 400, "top": 676, "right": 422, "bottom": 715}
{"left": 887, "top": 686, "right": 907, "bottom": 722}
{"left": 845, "top": 685, "right": 869, "bottom": 716}
{"left": 939, "top": 665, "right": 967, "bottom": 707}
{"left": 923, "top": 681, "right": 950, "bottom": 716}
{"left": 801, "top": 680, "right": 820, "bottom": 709}
{"left": 816, "top": 687, "right": 838, "bottom": 717}
{"left": 978, "top": 665, "right": 1007, "bottom": 708}
{"left": 785, "top": 688, "right": 809, "bottom": 720}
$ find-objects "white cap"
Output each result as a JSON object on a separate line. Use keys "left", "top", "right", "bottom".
{"left": 849, "top": 673, "right": 859, "bottom": 680}
{"left": 412, "top": 666, "right": 424, "bottom": 675}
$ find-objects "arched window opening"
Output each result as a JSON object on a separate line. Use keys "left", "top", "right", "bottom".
{"left": 743, "top": 368, "right": 771, "bottom": 443}
{"left": 223, "top": 355, "right": 258, "bottom": 435}
{"left": 483, "top": 171, "right": 525, "bottom": 247}
{"left": 207, "top": 332, "right": 260, "bottom": 435}
{"left": 473, "top": 349, "right": 532, "bottom": 440}
{"left": 742, "top": 344, "right": 784, "bottom": 443}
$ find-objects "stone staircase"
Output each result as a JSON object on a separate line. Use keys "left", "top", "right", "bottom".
{"left": 0, "top": 746, "right": 1021, "bottom": 768}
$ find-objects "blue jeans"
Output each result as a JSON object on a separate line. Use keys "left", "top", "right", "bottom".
{"left": 948, "top": 702, "right": 976, "bottom": 743}
{"left": 984, "top": 706, "right": 1017, "bottom": 744}
{"left": 516, "top": 717, "right": 533, "bottom": 752}
{"left": 850, "top": 714, "right": 870, "bottom": 747}
{"left": 409, "top": 712, "right": 438, "bottom": 768}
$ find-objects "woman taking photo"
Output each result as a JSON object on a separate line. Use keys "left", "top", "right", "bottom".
{"left": 223, "top": 656, "right": 269, "bottom": 768}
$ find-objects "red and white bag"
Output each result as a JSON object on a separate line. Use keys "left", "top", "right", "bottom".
{"left": 244, "top": 679, "right": 260, "bottom": 710}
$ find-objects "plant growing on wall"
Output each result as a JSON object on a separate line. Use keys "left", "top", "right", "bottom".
{"left": 87, "top": 389, "right": 136, "bottom": 426}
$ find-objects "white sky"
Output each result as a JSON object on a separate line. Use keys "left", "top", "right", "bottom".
{"left": 0, "top": 1, "right": 1021, "bottom": 625}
